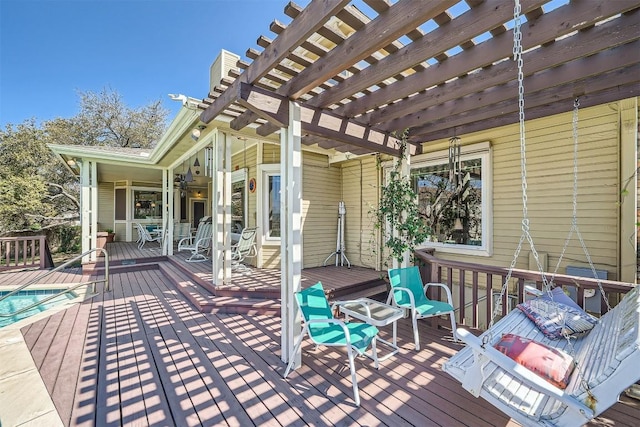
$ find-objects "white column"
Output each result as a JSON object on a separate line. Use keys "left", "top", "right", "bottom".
{"left": 90, "top": 160, "right": 98, "bottom": 262}
{"left": 223, "top": 132, "right": 232, "bottom": 282}
{"left": 213, "top": 131, "right": 222, "bottom": 285}
{"left": 281, "top": 101, "right": 302, "bottom": 365}
{"left": 162, "top": 169, "right": 169, "bottom": 255}
{"left": 167, "top": 167, "right": 175, "bottom": 256}
{"left": 619, "top": 98, "right": 638, "bottom": 283}
{"left": 80, "top": 161, "right": 90, "bottom": 263}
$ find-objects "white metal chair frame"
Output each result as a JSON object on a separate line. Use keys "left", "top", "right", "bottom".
{"left": 134, "top": 223, "right": 162, "bottom": 249}
{"left": 231, "top": 227, "right": 258, "bottom": 272}
{"left": 177, "top": 221, "right": 212, "bottom": 262}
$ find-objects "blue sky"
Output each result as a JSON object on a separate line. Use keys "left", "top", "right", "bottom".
{"left": 0, "top": 0, "right": 308, "bottom": 128}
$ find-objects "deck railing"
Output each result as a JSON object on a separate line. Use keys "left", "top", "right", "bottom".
{"left": 414, "top": 249, "right": 636, "bottom": 331}
{"left": 0, "top": 235, "right": 54, "bottom": 271}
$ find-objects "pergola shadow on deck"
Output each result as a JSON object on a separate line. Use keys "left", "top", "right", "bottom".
{"left": 18, "top": 267, "right": 638, "bottom": 426}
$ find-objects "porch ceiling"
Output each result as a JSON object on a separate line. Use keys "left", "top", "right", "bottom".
{"left": 198, "top": 0, "right": 640, "bottom": 157}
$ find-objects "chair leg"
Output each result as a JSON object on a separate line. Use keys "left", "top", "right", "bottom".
{"left": 449, "top": 312, "right": 458, "bottom": 342}
{"left": 412, "top": 309, "right": 420, "bottom": 351}
{"left": 346, "top": 346, "right": 360, "bottom": 406}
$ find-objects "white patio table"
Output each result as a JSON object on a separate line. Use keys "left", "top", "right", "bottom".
{"left": 337, "top": 298, "right": 404, "bottom": 368}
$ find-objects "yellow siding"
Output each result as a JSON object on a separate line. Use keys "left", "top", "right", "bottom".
{"left": 340, "top": 156, "right": 379, "bottom": 269}
{"left": 262, "top": 142, "right": 280, "bottom": 164}
{"left": 424, "top": 103, "right": 620, "bottom": 280}
{"left": 301, "top": 152, "right": 341, "bottom": 267}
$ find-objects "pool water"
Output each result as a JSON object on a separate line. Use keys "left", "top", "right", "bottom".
{"left": 0, "top": 289, "right": 76, "bottom": 328}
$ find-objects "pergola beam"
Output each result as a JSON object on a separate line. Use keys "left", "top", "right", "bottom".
{"left": 410, "top": 69, "right": 640, "bottom": 142}
{"left": 336, "top": 0, "right": 638, "bottom": 120}
{"left": 394, "top": 39, "right": 640, "bottom": 132}
{"left": 307, "top": 0, "right": 546, "bottom": 110}
{"left": 239, "top": 82, "right": 418, "bottom": 157}
{"left": 200, "top": 0, "right": 351, "bottom": 124}
{"left": 371, "top": 13, "right": 640, "bottom": 128}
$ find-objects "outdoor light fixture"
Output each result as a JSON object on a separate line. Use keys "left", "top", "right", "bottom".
{"left": 191, "top": 125, "right": 206, "bottom": 141}
{"left": 66, "top": 158, "right": 78, "bottom": 167}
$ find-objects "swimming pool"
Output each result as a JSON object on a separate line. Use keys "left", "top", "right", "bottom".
{"left": 0, "top": 289, "right": 76, "bottom": 328}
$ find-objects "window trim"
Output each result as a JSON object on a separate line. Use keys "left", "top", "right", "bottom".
{"left": 411, "top": 141, "right": 493, "bottom": 257}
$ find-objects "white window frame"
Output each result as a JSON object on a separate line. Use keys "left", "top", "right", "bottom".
{"left": 257, "top": 164, "right": 281, "bottom": 244}
{"left": 411, "top": 141, "right": 493, "bottom": 256}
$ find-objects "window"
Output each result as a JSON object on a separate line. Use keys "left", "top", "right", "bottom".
{"left": 133, "top": 190, "right": 162, "bottom": 219}
{"left": 268, "top": 175, "right": 281, "bottom": 238}
{"left": 231, "top": 169, "right": 247, "bottom": 233}
{"left": 411, "top": 142, "right": 492, "bottom": 255}
{"left": 259, "top": 164, "right": 281, "bottom": 241}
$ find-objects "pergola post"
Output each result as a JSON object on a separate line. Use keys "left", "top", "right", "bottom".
{"left": 80, "top": 160, "right": 97, "bottom": 263}
{"left": 167, "top": 167, "right": 175, "bottom": 256}
{"left": 281, "top": 101, "right": 302, "bottom": 365}
{"left": 213, "top": 131, "right": 232, "bottom": 285}
{"left": 162, "top": 168, "right": 169, "bottom": 255}
{"left": 619, "top": 97, "right": 638, "bottom": 283}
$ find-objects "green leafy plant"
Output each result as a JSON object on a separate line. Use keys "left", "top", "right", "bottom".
{"left": 372, "top": 130, "right": 430, "bottom": 267}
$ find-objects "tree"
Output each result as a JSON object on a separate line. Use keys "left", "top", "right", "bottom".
{"left": 0, "top": 88, "right": 168, "bottom": 237}
{"left": 45, "top": 88, "right": 168, "bottom": 148}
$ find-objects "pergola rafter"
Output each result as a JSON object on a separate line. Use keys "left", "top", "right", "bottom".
{"left": 199, "top": 0, "right": 640, "bottom": 154}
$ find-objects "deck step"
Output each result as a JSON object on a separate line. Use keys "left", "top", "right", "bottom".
{"left": 166, "top": 257, "right": 217, "bottom": 294}
{"left": 201, "top": 297, "right": 281, "bottom": 316}
{"left": 158, "top": 262, "right": 280, "bottom": 315}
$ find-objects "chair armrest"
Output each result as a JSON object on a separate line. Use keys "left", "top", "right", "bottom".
{"left": 389, "top": 286, "right": 417, "bottom": 308}
{"left": 424, "top": 282, "right": 455, "bottom": 306}
{"left": 456, "top": 329, "right": 594, "bottom": 418}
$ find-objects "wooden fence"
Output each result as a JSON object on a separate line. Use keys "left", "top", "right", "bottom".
{"left": 0, "top": 235, "right": 54, "bottom": 271}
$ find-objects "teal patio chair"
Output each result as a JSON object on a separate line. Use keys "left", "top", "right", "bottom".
{"left": 283, "top": 282, "right": 379, "bottom": 406}
{"left": 387, "top": 266, "right": 457, "bottom": 350}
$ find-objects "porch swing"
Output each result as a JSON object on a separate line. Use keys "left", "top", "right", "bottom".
{"left": 441, "top": 2, "right": 640, "bottom": 426}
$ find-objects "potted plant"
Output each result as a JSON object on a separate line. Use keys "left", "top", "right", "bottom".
{"left": 105, "top": 228, "right": 115, "bottom": 243}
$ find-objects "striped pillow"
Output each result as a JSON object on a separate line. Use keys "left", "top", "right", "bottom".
{"left": 517, "top": 299, "right": 597, "bottom": 340}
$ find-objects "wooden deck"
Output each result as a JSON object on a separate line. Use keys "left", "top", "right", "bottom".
{"left": 15, "top": 266, "right": 639, "bottom": 426}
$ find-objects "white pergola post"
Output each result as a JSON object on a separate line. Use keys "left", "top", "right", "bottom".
{"left": 212, "top": 131, "right": 232, "bottom": 285}
{"left": 161, "top": 168, "right": 170, "bottom": 255}
{"left": 167, "top": 167, "right": 175, "bottom": 256}
{"left": 619, "top": 98, "right": 638, "bottom": 283}
{"left": 281, "top": 101, "right": 302, "bottom": 365}
{"left": 80, "top": 160, "right": 98, "bottom": 263}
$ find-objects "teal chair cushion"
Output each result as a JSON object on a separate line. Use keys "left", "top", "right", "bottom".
{"left": 297, "top": 282, "right": 378, "bottom": 353}
{"left": 389, "top": 266, "right": 453, "bottom": 315}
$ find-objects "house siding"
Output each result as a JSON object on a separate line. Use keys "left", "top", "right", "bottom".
{"left": 424, "top": 102, "right": 620, "bottom": 280}
{"left": 340, "top": 156, "right": 379, "bottom": 269}
{"left": 98, "top": 182, "right": 114, "bottom": 233}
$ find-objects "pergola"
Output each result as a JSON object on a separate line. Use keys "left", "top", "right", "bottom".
{"left": 197, "top": 0, "right": 640, "bottom": 365}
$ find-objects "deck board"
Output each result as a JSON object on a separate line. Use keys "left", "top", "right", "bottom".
{"left": 1, "top": 262, "right": 636, "bottom": 426}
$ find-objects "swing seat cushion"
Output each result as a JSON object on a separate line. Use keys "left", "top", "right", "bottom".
{"left": 494, "top": 334, "right": 575, "bottom": 389}
{"left": 517, "top": 299, "right": 597, "bottom": 339}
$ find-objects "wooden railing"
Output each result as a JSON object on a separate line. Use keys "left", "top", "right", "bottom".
{"left": 0, "top": 235, "right": 54, "bottom": 271}
{"left": 414, "top": 249, "right": 636, "bottom": 331}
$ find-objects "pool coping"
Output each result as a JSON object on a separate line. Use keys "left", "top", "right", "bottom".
{"left": 0, "top": 283, "right": 94, "bottom": 426}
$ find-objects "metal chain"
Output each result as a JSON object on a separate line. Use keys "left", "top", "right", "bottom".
{"left": 549, "top": 99, "right": 611, "bottom": 311}
{"left": 490, "top": 0, "right": 551, "bottom": 328}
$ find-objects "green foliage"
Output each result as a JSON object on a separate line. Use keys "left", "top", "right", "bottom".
{"left": 0, "top": 88, "right": 168, "bottom": 239}
{"left": 372, "top": 130, "right": 430, "bottom": 266}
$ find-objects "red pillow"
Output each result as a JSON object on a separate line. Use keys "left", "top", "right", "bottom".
{"left": 494, "top": 334, "right": 575, "bottom": 389}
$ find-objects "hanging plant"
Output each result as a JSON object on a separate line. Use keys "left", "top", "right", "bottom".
{"left": 372, "top": 130, "right": 431, "bottom": 267}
